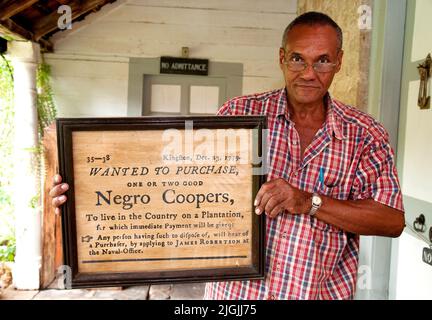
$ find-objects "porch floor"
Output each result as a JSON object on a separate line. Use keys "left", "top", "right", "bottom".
{"left": 0, "top": 282, "right": 205, "bottom": 300}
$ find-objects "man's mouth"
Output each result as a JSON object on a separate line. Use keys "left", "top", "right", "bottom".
{"left": 295, "top": 84, "right": 319, "bottom": 89}
{"left": 295, "top": 86, "right": 320, "bottom": 92}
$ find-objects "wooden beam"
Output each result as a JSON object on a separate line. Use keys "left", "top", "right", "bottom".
{"left": 0, "top": 18, "right": 52, "bottom": 52}
{"left": 32, "top": 0, "right": 109, "bottom": 41}
{"left": 0, "top": 0, "right": 39, "bottom": 20}
{"left": 0, "top": 18, "right": 34, "bottom": 41}
{"left": 39, "top": 37, "right": 54, "bottom": 53}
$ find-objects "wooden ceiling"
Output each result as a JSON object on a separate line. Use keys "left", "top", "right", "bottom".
{"left": 0, "top": 0, "right": 117, "bottom": 52}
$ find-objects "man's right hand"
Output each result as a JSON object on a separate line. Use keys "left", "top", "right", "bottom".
{"left": 49, "top": 174, "right": 69, "bottom": 215}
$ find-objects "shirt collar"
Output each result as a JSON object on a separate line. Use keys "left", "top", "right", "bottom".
{"left": 325, "top": 94, "right": 346, "bottom": 140}
{"left": 276, "top": 88, "right": 346, "bottom": 141}
{"left": 276, "top": 87, "right": 291, "bottom": 120}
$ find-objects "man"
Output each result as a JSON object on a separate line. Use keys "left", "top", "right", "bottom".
{"left": 204, "top": 12, "right": 405, "bottom": 300}
{"left": 51, "top": 12, "right": 404, "bottom": 300}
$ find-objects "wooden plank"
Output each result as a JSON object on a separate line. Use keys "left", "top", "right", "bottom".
{"left": 43, "top": 58, "right": 128, "bottom": 78}
{"left": 32, "top": 0, "right": 111, "bottom": 41}
{"left": 127, "top": 0, "right": 297, "bottom": 14}
{"left": 53, "top": 38, "right": 277, "bottom": 62}
{"left": 39, "top": 37, "right": 54, "bottom": 53}
{"left": 0, "top": 18, "right": 33, "bottom": 41}
{"left": 0, "top": 17, "right": 53, "bottom": 52}
{"left": 47, "top": 77, "right": 128, "bottom": 117}
{"left": 49, "top": 45, "right": 280, "bottom": 77}
{"left": 57, "top": 22, "right": 282, "bottom": 47}
{"left": 0, "top": 0, "right": 39, "bottom": 20}
{"left": 106, "top": 5, "right": 296, "bottom": 30}
{"left": 41, "top": 123, "right": 60, "bottom": 288}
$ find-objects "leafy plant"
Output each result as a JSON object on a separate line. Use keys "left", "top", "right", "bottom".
{"left": 0, "top": 237, "right": 15, "bottom": 262}
{"left": 0, "top": 52, "right": 57, "bottom": 263}
{"left": 0, "top": 53, "right": 15, "bottom": 244}
{"left": 36, "top": 62, "right": 57, "bottom": 138}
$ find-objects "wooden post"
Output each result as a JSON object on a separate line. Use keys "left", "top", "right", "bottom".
{"left": 40, "top": 123, "right": 63, "bottom": 288}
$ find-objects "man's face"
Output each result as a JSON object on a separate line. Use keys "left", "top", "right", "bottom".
{"left": 279, "top": 24, "right": 343, "bottom": 106}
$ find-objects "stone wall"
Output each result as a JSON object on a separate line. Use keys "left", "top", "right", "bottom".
{"left": 298, "top": 0, "right": 372, "bottom": 111}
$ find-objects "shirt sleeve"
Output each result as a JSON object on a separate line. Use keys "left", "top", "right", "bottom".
{"left": 350, "top": 133, "right": 404, "bottom": 212}
{"left": 216, "top": 100, "right": 234, "bottom": 116}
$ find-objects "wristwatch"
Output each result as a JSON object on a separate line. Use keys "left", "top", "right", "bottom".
{"left": 308, "top": 193, "right": 322, "bottom": 216}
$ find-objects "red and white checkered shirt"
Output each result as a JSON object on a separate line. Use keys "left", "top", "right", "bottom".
{"left": 204, "top": 88, "right": 404, "bottom": 300}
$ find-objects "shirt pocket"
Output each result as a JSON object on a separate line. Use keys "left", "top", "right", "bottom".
{"left": 316, "top": 183, "right": 349, "bottom": 200}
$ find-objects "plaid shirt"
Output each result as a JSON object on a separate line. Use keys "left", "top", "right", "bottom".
{"left": 204, "top": 88, "right": 404, "bottom": 300}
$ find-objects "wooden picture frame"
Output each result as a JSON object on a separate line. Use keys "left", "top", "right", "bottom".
{"left": 57, "top": 116, "right": 266, "bottom": 288}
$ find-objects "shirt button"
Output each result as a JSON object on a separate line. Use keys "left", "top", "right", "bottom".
{"left": 292, "top": 141, "right": 298, "bottom": 146}
{"left": 294, "top": 172, "right": 298, "bottom": 177}
{"left": 282, "top": 232, "right": 287, "bottom": 239}
{"left": 268, "top": 294, "right": 276, "bottom": 300}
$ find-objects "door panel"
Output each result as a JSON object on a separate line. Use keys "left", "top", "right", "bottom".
{"left": 143, "top": 74, "right": 226, "bottom": 115}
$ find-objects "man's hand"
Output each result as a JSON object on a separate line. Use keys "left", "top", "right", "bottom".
{"left": 49, "top": 174, "right": 69, "bottom": 215}
{"left": 254, "top": 178, "right": 312, "bottom": 218}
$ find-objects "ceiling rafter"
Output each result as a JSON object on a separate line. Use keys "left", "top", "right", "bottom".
{"left": 33, "top": 0, "right": 110, "bottom": 41}
{"left": 0, "top": 0, "right": 116, "bottom": 52}
{"left": 0, "top": 0, "right": 39, "bottom": 20}
{"left": 0, "top": 18, "right": 34, "bottom": 41}
{"left": 0, "top": 18, "right": 53, "bottom": 52}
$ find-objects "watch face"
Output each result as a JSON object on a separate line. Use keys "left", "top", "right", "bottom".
{"left": 312, "top": 195, "right": 322, "bottom": 206}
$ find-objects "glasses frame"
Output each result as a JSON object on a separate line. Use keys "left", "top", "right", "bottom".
{"left": 281, "top": 49, "right": 338, "bottom": 73}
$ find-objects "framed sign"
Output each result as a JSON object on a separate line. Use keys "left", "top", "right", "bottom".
{"left": 57, "top": 116, "right": 266, "bottom": 288}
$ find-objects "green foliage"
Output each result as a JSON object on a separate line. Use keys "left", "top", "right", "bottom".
{"left": 29, "top": 193, "right": 41, "bottom": 210}
{"left": 37, "top": 62, "right": 57, "bottom": 137}
{"left": 0, "top": 47, "right": 58, "bottom": 262}
{"left": 0, "top": 54, "right": 15, "bottom": 243}
{"left": 0, "top": 54, "right": 58, "bottom": 263}
{"left": 0, "top": 237, "right": 16, "bottom": 262}
{"left": 33, "top": 61, "right": 58, "bottom": 212}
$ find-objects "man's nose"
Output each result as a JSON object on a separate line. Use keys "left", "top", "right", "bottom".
{"left": 299, "top": 64, "right": 317, "bottom": 80}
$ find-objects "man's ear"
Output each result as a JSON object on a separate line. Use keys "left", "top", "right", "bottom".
{"left": 279, "top": 47, "right": 285, "bottom": 69}
{"left": 335, "top": 49, "right": 344, "bottom": 73}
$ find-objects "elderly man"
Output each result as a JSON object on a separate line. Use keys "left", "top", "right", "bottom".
{"left": 204, "top": 11, "right": 404, "bottom": 300}
{"left": 50, "top": 11, "right": 404, "bottom": 300}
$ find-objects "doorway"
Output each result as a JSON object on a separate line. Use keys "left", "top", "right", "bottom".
{"left": 142, "top": 74, "right": 226, "bottom": 116}
{"left": 127, "top": 58, "right": 243, "bottom": 117}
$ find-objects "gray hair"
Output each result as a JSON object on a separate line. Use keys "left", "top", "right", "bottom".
{"left": 281, "top": 11, "right": 343, "bottom": 51}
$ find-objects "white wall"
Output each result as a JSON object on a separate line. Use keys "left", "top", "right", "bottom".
{"left": 45, "top": 0, "right": 296, "bottom": 117}
{"left": 390, "top": 0, "right": 432, "bottom": 300}
{"left": 391, "top": 231, "right": 432, "bottom": 299}
{"left": 398, "top": 0, "right": 432, "bottom": 201}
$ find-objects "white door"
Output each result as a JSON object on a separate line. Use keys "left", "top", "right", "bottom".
{"left": 389, "top": 0, "right": 432, "bottom": 300}
{"left": 143, "top": 74, "right": 226, "bottom": 116}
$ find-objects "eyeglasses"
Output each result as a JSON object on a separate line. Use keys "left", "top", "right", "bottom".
{"left": 281, "top": 53, "right": 337, "bottom": 73}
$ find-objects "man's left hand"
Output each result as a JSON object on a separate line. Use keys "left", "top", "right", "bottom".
{"left": 254, "top": 178, "right": 312, "bottom": 218}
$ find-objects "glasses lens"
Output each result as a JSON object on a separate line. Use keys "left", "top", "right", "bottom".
{"left": 314, "top": 63, "right": 335, "bottom": 73}
{"left": 287, "top": 61, "right": 305, "bottom": 72}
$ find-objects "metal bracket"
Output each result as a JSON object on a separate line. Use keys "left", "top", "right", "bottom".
{"left": 413, "top": 214, "right": 426, "bottom": 233}
{"left": 417, "top": 53, "right": 431, "bottom": 109}
{"left": 429, "top": 226, "right": 432, "bottom": 244}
